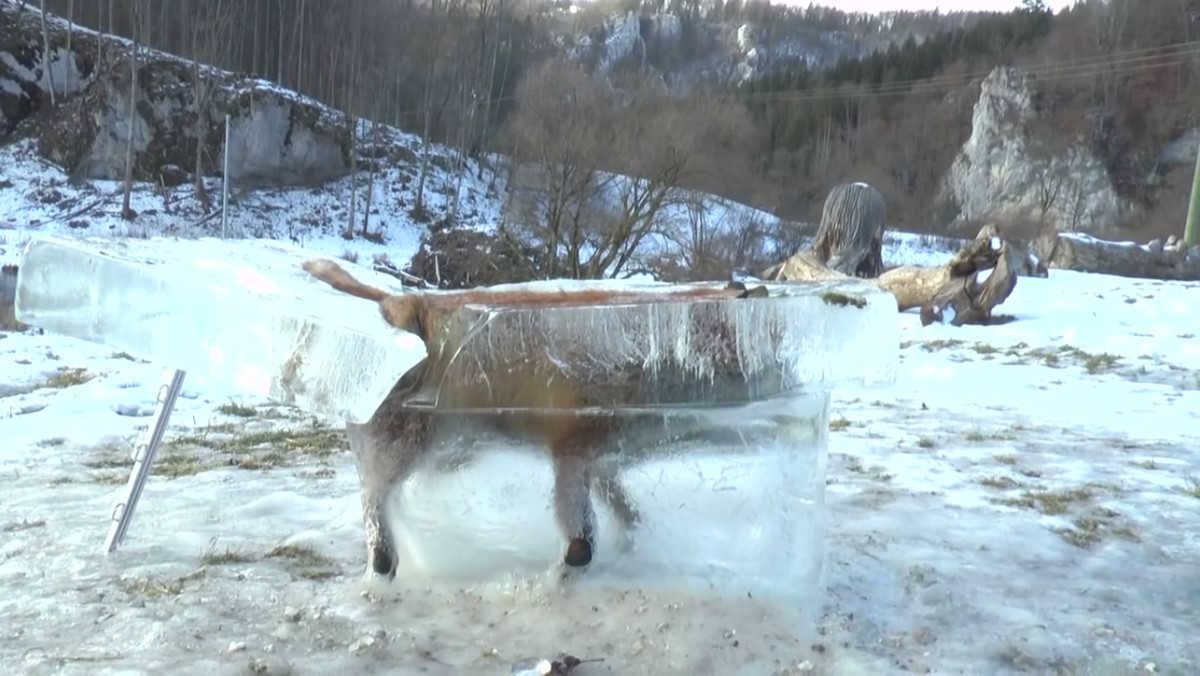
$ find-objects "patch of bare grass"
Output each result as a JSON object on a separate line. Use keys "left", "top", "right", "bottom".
{"left": 153, "top": 451, "right": 209, "bottom": 478}
{"left": 978, "top": 475, "right": 1022, "bottom": 489}
{"left": 216, "top": 402, "right": 258, "bottom": 418}
{"left": 267, "top": 543, "right": 340, "bottom": 580}
{"left": 995, "top": 486, "right": 1094, "bottom": 515}
{"left": 1054, "top": 507, "right": 1141, "bottom": 549}
{"left": 1180, "top": 475, "right": 1200, "bottom": 499}
{"left": 118, "top": 568, "right": 206, "bottom": 599}
{"left": 167, "top": 423, "right": 347, "bottom": 471}
{"left": 200, "top": 540, "right": 256, "bottom": 566}
{"left": 41, "top": 366, "right": 94, "bottom": 388}
{"left": 919, "top": 339, "right": 965, "bottom": 352}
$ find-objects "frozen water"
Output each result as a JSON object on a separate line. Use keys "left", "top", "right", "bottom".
{"left": 404, "top": 279, "right": 898, "bottom": 411}
{"left": 15, "top": 235, "right": 899, "bottom": 417}
{"left": 387, "top": 394, "right": 831, "bottom": 617}
{"left": 15, "top": 235, "right": 426, "bottom": 423}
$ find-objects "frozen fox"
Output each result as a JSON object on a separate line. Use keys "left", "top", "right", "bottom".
{"left": 301, "top": 258, "right": 767, "bottom": 578}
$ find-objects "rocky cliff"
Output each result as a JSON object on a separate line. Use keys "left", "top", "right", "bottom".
{"left": 1, "top": 3, "right": 350, "bottom": 188}
{"left": 565, "top": 10, "right": 873, "bottom": 88}
{"left": 937, "top": 67, "right": 1128, "bottom": 234}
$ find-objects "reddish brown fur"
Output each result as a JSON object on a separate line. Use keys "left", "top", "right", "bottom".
{"left": 302, "top": 258, "right": 765, "bottom": 576}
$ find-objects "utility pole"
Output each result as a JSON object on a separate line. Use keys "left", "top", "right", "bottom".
{"left": 221, "top": 113, "right": 231, "bottom": 238}
{"left": 1184, "top": 146, "right": 1200, "bottom": 247}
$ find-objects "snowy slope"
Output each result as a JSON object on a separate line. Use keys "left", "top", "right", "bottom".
{"left": 0, "top": 128, "right": 501, "bottom": 273}
{"left": 1, "top": 242, "right": 1197, "bottom": 674}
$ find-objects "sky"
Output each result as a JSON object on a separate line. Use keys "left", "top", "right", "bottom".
{"left": 807, "top": 0, "right": 1076, "bottom": 12}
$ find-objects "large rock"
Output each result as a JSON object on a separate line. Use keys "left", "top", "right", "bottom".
{"left": 1, "top": 2, "right": 349, "bottom": 187}
{"left": 1, "top": 5, "right": 94, "bottom": 136}
{"left": 938, "top": 66, "right": 1128, "bottom": 234}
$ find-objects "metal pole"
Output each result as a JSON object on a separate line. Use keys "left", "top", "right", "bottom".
{"left": 222, "top": 113, "right": 231, "bottom": 239}
{"left": 104, "top": 368, "right": 187, "bottom": 554}
{"left": 1184, "top": 145, "right": 1200, "bottom": 248}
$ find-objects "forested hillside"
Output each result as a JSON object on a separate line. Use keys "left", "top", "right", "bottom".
{"left": 19, "top": 0, "right": 1200, "bottom": 239}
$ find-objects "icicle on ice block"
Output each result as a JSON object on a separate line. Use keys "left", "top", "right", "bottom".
{"left": 14, "top": 236, "right": 426, "bottom": 423}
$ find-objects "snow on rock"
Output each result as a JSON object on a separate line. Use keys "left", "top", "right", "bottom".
{"left": 593, "top": 11, "right": 683, "bottom": 74}
{"left": 938, "top": 66, "right": 1128, "bottom": 233}
{"left": 1, "top": 2, "right": 352, "bottom": 187}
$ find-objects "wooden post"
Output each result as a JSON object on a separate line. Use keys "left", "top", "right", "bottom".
{"left": 1184, "top": 147, "right": 1200, "bottom": 247}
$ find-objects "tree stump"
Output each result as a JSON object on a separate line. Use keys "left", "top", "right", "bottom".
{"left": 807, "top": 182, "right": 886, "bottom": 279}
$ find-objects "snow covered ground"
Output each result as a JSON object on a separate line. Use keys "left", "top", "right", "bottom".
{"left": 0, "top": 130, "right": 488, "bottom": 272}
{"left": 2, "top": 234, "right": 1197, "bottom": 674}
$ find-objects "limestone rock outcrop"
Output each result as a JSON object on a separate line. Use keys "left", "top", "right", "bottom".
{"left": 1, "top": 3, "right": 349, "bottom": 188}
{"left": 938, "top": 66, "right": 1128, "bottom": 234}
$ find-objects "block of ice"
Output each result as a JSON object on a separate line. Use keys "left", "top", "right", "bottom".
{"left": 15, "top": 235, "right": 426, "bottom": 423}
{"left": 16, "top": 234, "right": 900, "bottom": 625}
{"left": 387, "top": 393, "right": 832, "bottom": 598}
{"left": 402, "top": 278, "right": 899, "bottom": 411}
{"left": 15, "top": 235, "right": 899, "bottom": 421}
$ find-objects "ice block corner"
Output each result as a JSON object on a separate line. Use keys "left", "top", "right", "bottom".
{"left": 13, "top": 235, "right": 426, "bottom": 423}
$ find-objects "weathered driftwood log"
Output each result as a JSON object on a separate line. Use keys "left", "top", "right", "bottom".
{"left": 809, "top": 182, "right": 887, "bottom": 279}
{"left": 920, "top": 227, "right": 1019, "bottom": 326}
{"left": 1033, "top": 231, "right": 1200, "bottom": 281}
{"left": 764, "top": 224, "right": 1020, "bottom": 326}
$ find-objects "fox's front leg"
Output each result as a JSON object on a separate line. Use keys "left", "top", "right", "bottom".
{"left": 348, "top": 363, "right": 434, "bottom": 579}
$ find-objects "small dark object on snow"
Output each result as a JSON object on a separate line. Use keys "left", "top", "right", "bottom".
{"left": 510, "top": 654, "right": 604, "bottom": 675}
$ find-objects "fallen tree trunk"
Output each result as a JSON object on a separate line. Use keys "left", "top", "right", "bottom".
{"left": 1036, "top": 232, "right": 1200, "bottom": 281}
{"left": 762, "top": 225, "right": 1021, "bottom": 327}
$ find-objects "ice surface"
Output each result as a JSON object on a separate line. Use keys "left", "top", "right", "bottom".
{"left": 14, "top": 235, "right": 426, "bottom": 423}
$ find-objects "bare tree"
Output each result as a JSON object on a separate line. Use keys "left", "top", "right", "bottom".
{"left": 39, "top": 0, "right": 56, "bottom": 107}
{"left": 340, "top": 0, "right": 366, "bottom": 240}
{"left": 1088, "top": 0, "right": 1132, "bottom": 109}
{"left": 360, "top": 89, "right": 384, "bottom": 239}
{"left": 120, "top": 0, "right": 144, "bottom": 221}
{"left": 413, "top": 0, "right": 454, "bottom": 219}
{"left": 187, "top": 0, "right": 232, "bottom": 212}
{"left": 502, "top": 62, "right": 759, "bottom": 280}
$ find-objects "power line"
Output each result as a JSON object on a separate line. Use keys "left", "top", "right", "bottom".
{"left": 385, "top": 38, "right": 1200, "bottom": 120}
{"left": 740, "top": 40, "right": 1200, "bottom": 104}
